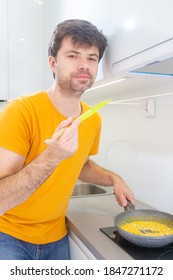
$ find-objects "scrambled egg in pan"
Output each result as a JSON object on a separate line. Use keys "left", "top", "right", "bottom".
{"left": 120, "top": 220, "right": 173, "bottom": 236}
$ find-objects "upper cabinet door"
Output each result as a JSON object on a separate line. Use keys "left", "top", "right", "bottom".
{"left": 108, "top": 0, "right": 173, "bottom": 65}
{"left": 0, "top": 0, "right": 8, "bottom": 100}
{"left": 8, "top": 0, "right": 43, "bottom": 99}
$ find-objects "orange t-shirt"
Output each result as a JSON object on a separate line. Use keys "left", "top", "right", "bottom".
{"left": 0, "top": 92, "right": 101, "bottom": 244}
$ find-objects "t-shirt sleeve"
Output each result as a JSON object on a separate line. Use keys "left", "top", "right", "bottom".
{"left": 0, "top": 100, "right": 31, "bottom": 156}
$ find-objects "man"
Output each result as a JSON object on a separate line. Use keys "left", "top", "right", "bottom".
{"left": 0, "top": 19, "right": 134, "bottom": 260}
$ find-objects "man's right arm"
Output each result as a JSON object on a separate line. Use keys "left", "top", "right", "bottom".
{"left": 0, "top": 146, "right": 61, "bottom": 216}
{"left": 0, "top": 117, "right": 80, "bottom": 216}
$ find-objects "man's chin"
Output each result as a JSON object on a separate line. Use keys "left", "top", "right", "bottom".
{"left": 75, "top": 80, "right": 93, "bottom": 90}
{"left": 76, "top": 84, "right": 93, "bottom": 93}
{"left": 72, "top": 90, "right": 85, "bottom": 98}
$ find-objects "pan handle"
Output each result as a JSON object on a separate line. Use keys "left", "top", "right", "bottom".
{"left": 124, "top": 200, "right": 135, "bottom": 212}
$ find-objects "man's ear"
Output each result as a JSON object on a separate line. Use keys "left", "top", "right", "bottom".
{"left": 48, "top": 56, "right": 57, "bottom": 73}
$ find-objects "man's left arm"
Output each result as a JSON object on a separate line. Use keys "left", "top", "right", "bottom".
{"left": 78, "top": 159, "right": 135, "bottom": 207}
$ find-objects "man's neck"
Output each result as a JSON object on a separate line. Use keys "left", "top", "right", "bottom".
{"left": 46, "top": 85, "right": 82, "bottom": 119}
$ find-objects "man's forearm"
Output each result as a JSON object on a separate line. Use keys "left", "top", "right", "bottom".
{"left": 78, "top": 159, "right": 120, "bottom": 186}
{"left": 0, "top": 149, "right": 60, "bottom": 216}
{"left": 79, "top": 159, "right": 135, "bottom": 207}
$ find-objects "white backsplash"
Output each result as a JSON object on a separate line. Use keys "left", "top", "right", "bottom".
{"left": 89, "top": 89, "right": 173, "bottom": 214}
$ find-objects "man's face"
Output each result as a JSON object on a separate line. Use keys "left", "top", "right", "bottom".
{"left": 53, "top": 37, "right": 99, "bottom": 97}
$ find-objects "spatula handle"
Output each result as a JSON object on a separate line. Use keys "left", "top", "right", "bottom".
{"left": 44, "top": 127, "right": 67, "bottom": 144}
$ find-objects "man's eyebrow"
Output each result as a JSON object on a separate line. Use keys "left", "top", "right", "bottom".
{"left": 65, "top": 50, "right": 99, "bottom": 59}
{"left": 65, "top": 50, "right": 80, "bottom": 55}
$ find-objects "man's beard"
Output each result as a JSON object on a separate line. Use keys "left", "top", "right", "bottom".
{"left": 58, "top": 72, "right": 94, "bottom": 98}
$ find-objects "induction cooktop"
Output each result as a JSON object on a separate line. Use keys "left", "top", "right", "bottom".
{"left": 100, "top": 226, "right": 173, "bottom": 260}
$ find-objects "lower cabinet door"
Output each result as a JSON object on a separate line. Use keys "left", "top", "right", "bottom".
{"left": 68, "top": 233, "right": 96, "bottom": 260}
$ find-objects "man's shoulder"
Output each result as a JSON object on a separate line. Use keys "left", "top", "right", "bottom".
{"left": 14, "top": 91, "right": 46, "bottom": 103}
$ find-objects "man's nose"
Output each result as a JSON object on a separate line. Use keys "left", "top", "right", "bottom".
{"left": 78, "top": 60, "right": 89, "bottom": 71}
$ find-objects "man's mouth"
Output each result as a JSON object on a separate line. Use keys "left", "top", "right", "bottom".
{"left": 74, "top": 75, "right": 90, "bottom": 80}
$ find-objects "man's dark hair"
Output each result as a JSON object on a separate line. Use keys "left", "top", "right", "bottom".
{"left": 48, "top": 19, "right": 108, "bottom": 61}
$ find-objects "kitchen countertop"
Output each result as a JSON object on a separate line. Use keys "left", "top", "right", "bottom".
{"left": 66, "top": 190, "right": 153, "bottom": 260}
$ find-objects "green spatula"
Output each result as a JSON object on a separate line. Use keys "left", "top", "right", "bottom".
{"left": 45, "top": 99, "right": 111, "bottom": 144}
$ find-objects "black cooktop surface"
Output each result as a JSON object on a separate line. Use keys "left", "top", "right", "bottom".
{"left": 100, "top": 226, "right": 173, "bottom": 260}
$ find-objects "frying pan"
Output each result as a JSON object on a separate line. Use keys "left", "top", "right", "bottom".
{"left": 114, "top": 201, "right": 173, "bottom": 248}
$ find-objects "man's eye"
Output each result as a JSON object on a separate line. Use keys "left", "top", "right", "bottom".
{"left": 68, "top": 55, "right": 77, "bottom": 59}
{"left": 89, "top": 57, "right": 97, "bottom": 62}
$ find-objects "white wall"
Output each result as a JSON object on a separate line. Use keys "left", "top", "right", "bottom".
{"left": 85, "top": 83, "right": 173, "bottom": 215}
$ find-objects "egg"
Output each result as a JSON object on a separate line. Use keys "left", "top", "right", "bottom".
{"left": 120, "top": 220, "right": 173, "bottom": 236}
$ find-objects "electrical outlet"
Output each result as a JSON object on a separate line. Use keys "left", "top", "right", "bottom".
{"left": 145, "top": 98, "right": 156, "bottom": 118}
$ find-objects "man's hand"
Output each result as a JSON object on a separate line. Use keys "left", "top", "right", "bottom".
{"left": 45, "top": 117, "right": 80, "bottom": 162}
{"left": 112, "top": 176, "right": 135, "bottom": 208}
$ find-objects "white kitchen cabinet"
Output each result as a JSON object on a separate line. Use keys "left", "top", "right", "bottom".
{"left": 0, "top": 0, "right": 8, "bottom": 100}
{"left": 106, "top": 0, "right": 173, "bottom": 73}
{"left": 68, "top": 231, "right": 96, "bottom": 260}
{"left": 0, "top": 0, "right": 43, "bottom": 101}
{"left": 8, "top": 0, "right": 43, "bottom": 100}
{"left": 68, "top": 236, "right": 89, "bottom": 260}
